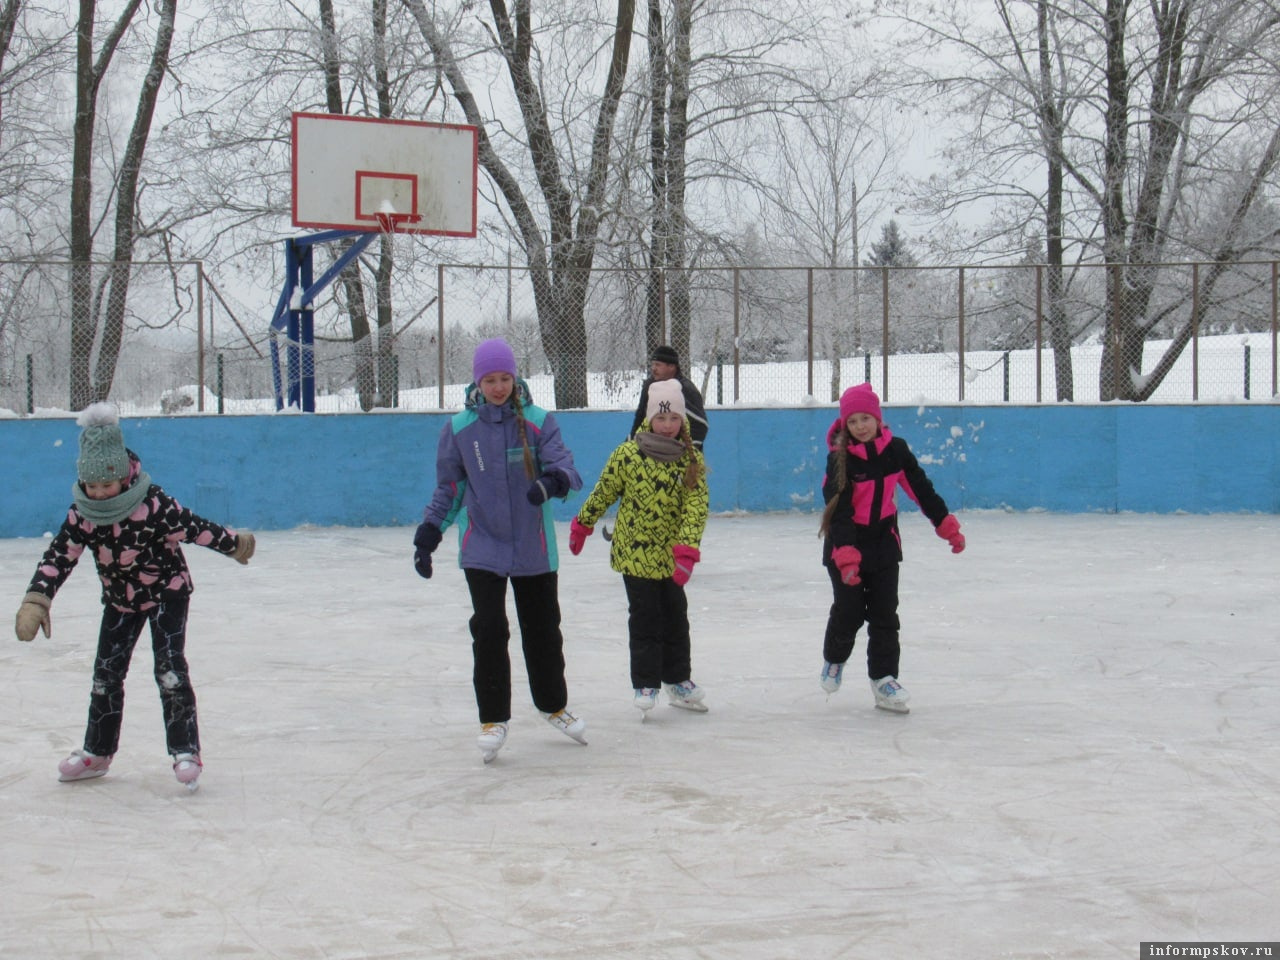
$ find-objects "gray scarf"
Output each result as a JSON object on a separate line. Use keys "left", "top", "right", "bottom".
{"left": 635, "top": 432, "right": 686, "bottom": 463}
{"left": 73, "top": 471, "right": 152, "bottom": 526}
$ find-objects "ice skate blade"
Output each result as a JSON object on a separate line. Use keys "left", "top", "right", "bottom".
{"left": 481, "top": 750, "right": 499, "bottom": 764}
{"left": 874, "top": 701, "right": 910, "bottom": 714}
{"left": 668, "top": 700, "right": 709, "bottom": 713}
{"left": 185, "top": 781, "right": 200, "bottom": 793}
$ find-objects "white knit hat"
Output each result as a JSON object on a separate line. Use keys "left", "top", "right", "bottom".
{"left": 646, "top": 379, "right": 686, "bottom": 420}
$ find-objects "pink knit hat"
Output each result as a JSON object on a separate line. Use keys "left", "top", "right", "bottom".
{"left": 839, "top": 383, "right": 882, "bottom": 422}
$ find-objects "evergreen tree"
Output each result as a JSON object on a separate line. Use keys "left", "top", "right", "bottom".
{"left": 865, "top": 219, "right": 917, "bottom": 267}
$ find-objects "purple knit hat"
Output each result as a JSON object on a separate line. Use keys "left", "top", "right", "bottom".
{"left": 473, "top": 338, "right": 518, "bottom": 382}
{"left": 839, "top": 383, "right": 883, "bottom": 422}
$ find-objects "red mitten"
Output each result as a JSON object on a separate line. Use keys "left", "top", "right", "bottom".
{"left": 672, "top": 545, "right": 701, "bottom": 586}
{"left": 831, "top": 545, "right": 862, "bottom": 585}
{"left": 936, "top": 514, "right": 965, "bottom": 554}
{"left": 569, "top": 518, "right": 593, "bottom": 555}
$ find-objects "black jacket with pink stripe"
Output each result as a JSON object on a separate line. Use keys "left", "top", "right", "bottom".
{"left": 821, "top": 423, "right": 952, "bottom": 572}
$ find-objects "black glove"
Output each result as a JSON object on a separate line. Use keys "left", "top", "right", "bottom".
{"left": 413, "top": 522, "right": 443, "bottom": 579}
{"left": 526, "top": 470, "right": 571, "bottom": 505}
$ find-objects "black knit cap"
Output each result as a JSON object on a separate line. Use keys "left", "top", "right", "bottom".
{"left": 650, "top": 345, "right": 680, "bottom": 365}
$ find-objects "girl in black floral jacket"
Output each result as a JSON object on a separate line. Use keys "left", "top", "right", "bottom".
{"left": 13, "top": 404, "right": 255, "bottom": 790}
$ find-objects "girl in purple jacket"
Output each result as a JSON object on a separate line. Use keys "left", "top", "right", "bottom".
{"left": 413, "top": 339, "right": 587, "bottom": 763}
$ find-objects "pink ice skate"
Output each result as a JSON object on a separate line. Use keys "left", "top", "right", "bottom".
{"left": 173, "top": 753, "right": 202, "bottom": 791}
{"left": 57, "top": 750, "right": 112, "bottom": 782}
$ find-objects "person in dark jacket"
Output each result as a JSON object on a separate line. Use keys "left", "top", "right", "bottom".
{"left": 816, "top": 384, "right": 965, "bottom": 713}
{"left": 630, "top": 345, "right": 709, "bottom": 449}
{"left": 414, "top": 337, "right": 587, "bottom": 763}
{"left": 13, "top": 404, "right": 255, "bottom": 790}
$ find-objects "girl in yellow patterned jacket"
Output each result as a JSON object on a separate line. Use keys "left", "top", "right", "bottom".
{"left": 570, "top": 379, "right": 709, "bottom": 717}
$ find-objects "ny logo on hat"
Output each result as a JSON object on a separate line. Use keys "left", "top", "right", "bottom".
{"left": 657, "top": 400, "right": 673, "bottom": 414}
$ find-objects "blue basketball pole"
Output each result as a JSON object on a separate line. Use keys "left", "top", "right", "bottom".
{"left": 269, "top": 230, "right": 377, "bottom": 412}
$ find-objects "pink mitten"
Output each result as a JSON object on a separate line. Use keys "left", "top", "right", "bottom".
{"left": 569, "top": 518, "right": 593, "bottom": 555}
{"left": 672, "top": 545, "right": 701, "bottom": 586}
{"left": 831, "top": 545, "right": 862, "bottom": 585}
{"left": 936, "top": 514, "right": 965, "bottom": 554}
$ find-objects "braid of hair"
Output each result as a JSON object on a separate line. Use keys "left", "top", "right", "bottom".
{"left": 818, "top": 428, "right": 849, "bottom": 538}
{"left": 680, "top": 421, "right": 705, "bottom": 489}
{"left": 511, "top": 389, "right": 537, "bottom": 480}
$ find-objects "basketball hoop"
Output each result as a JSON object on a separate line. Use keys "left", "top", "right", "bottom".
{"left": 374, "top": 211, "right": 420, "bottom": 233}
{"left": 373, "top": 209, "right": 419, "bottom": 231}
{"left": 375, "top": 211, "right": 421, "bottom": 258}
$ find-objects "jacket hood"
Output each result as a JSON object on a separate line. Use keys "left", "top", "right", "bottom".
{"left": 827, "top": 417, "right": 892, "bottom": 452}
{"left": 465, "top": 377, "right": 535, "bottom": 412}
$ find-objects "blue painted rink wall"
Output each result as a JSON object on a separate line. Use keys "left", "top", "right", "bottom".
{"left": 2, "top": 403, "right": 1278, "bottom": 537}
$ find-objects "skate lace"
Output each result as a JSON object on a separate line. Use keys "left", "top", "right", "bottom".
{"left": 549, "top": 710, "right": 579, "bottom": 730}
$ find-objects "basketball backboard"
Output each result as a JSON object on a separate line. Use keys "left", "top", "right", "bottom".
{"left": 291, "top": 112, "right": 478, "bottom": 237}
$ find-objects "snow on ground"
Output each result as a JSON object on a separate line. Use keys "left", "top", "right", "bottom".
{"left": 1, "top": 512, "right": 1278, "bottom": 959}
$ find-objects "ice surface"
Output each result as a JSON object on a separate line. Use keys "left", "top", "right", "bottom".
{"left": 1, "top": 512, "right": 1277, "bottom": 959}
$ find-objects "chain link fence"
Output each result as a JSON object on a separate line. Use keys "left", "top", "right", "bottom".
{"left": 3, "top": 259, "right": 1277, "bottom": 415}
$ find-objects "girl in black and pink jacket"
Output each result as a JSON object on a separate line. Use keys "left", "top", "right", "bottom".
{"left": 817, "top": 384, "right": 965, "bottom": 713}
{"left": 13, "top": 404, "right": 254, "bottom": 790}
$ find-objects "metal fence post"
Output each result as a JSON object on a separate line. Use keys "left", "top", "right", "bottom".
{"left": 1035, "top": 264, "right": 1043, "bottom": 403}
{"left": 957, "top": 266, "right": 966, "bottom": 402}
{"left": 1244, "top": 344, "right": 1251, "bottom": 400}
{"left": 197, "top": 261, "right": 206, "bottom": 412}
{"left": 26, "top": 354, "right": 33, "bottom": 414}
{"left": 880, "top": 267, "right": 890, "bottom": 398}
{"left": 732, "top": 267, "right": 741, "bottom": 403}
{"left": 437, "top": 264, "right": 446, "bottom": 410}
{"left": 1192, "top": 263, "right": 1199, "bottom": 402}
{"left": 1273, "top": 261, "right": 1278, "bottom": 398}
{"left": 806, "top": 268, "right": 814, "bottom": 398}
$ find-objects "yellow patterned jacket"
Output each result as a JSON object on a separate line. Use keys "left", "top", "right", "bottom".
{"left": 576, "top": 426, "right": 709, "bottom": 579}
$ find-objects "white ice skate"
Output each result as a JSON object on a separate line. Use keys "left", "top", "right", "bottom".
{"left": 871, "top": 676, "right": 911, "bottom": 714}
{"left": 664, "top": 680, "right": 708, "bottom": 712}
{"left": 173, "top": 753, "right": 202, "bottom": 792}
{"left": 820, "top": 661, "right": 844, "bottom": 694}
{"left": 477, "top": 722, "right": 509, "bottom": 764}
{"left": 634, "top": 687, "right": 658, "bottom": 719}
{"left": 546, "top": 709, "right": 587, "bottom": 745}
